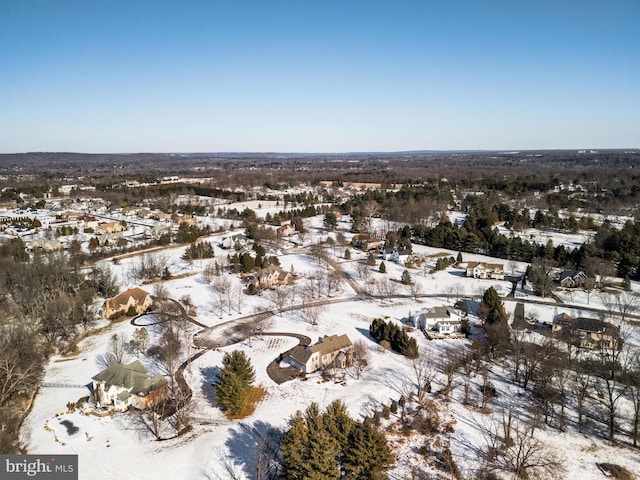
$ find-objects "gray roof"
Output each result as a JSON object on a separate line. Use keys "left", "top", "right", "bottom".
{"left": 418, "top": 306, "right": 457, "bottom": 320}
{"left": 288, "top": 345, "right": 313, "bottom": 365}
{"left": 287, "top": 334, "right": 352, "bottom": 364}
{"left": 92, "top": 360, "right": 166, "bottom": 395}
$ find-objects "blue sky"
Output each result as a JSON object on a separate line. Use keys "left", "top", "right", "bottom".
{"left": 1, "top": 0, "right": 638, "bottom": 153}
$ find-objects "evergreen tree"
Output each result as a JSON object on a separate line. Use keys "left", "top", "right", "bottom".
{"left": 280, "top": 402, "right": 393, "bottom": 480}
{"left": 240, "top": 252, "right": 255, "bottom": 272}
{"left": 323, "top": 212, "right": 338, "bottom": 231}
{"left": 323, "top": 400, "right": 355, "bottom": 468}
{"left": 280, "top": 412, "right": 309, "bottom": 480}
{"left": 366, "top": 252, "right": 376, "bottom": 266}
{"left": 215, "top": 368, "right": 248, "bottom": 415}
{"left": 379, "top": 261, "right": 386, "bottom": 273}
{"left": 343, "top": 421, "right": 394, "bottom": 480}
{"left": 222, "top": 350, "right": 255, "bottom": 388}
{"left": 215, "top": 351, "right": 255, "bottom": 415}
{"left": 479, "top": 286, "right": 508, "bottom": 325}
{"left": 400, "top": 269, "right": 412, "bottom": 285}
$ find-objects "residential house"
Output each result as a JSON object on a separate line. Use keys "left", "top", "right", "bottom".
{"left": 285, "top": 334, "right": 353, "bottom": 374}
{"left": 77, "top": 214, "right": 99, "bottom": 230}
{"left": 466, "top": 262, "right": 505, "bottom": 280}
{"left": 30, "top": 239, "right": 64, "bottom": 252}
{"left": 145, "top": 224, "right": 171, "bottom": 240}
{"left": 410, "top": 306, "right": 462, "bottom": 335}
{"left": 97, "top": 232, "right": 125, "bottom": 246}
{"left": 99, "top": 221, "right": 126, "bottom": 234}
{"left": 381, "top": 246, "right": 412, "bottom": 264}
{"left": 174, "top": 214, "right": 197, "bottom": 229}
{"left": 91, "top": 360, "right": 167, "bottom": 411}
{"left": 552, "top": 314, "right": 620, "bottom": 350}
{"left": 557, "top": 269, "right": 589, "bottom": 288}
{"left": 277, "top": 223, "right": 296, "bottom": 238}
{"left": 351, "top": 233, "right": 384, "bottom": 251}
{"left": 103, "top": 287, "right": 153, "bottom": 319}
{"left": 221, "top": 234, "right": 247, "bottom": 250}
{"left": 551, "top": 312, "right": 573, "bottom": 332}
{"left": 252, "top": 265, "right": 292, "bottom": 289}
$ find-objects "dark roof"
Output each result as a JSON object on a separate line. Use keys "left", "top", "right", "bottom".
{"left": 571, "top": 317, "right": 619, "bottom": 335}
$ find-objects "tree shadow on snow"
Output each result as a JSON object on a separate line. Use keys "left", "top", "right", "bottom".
{"left": 224, "top": 420, "right": 282, "bottom": 479}
{"left": 199, "top": 365, "right": 221, "bottom": 404}
{"left": 355, "top": 327, "right": 374, "bottom": 341}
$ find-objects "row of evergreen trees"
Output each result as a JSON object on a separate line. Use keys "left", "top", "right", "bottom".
{"left": 182, "top": 241, "right": 215, "bottom": 260}
{"left": 369, "top": 318, "right": 418, "bottom": 358}
{"left": 215, "top": 351, "right": 255, "bottom": 416}
{"left": 279, "top": 401, "right": 394, "bottom": 480}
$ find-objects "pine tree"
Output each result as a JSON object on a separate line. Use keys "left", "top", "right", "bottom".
{"left": 222, "top": 350, "right": 255, "bottom": 388}
{"left": 400, "top": 269, "right": 412, "bottom": 285}
{"left": 379, "top": 261, "right": 386, "bottom": 273}
{"left": 343, "top": 421, "right": 394, "bottom": 480}
{"left": 280, "top": 412, "right": 309, "bottom": 480}
{"left": 304, "top": 403, "right": 340, "bottom": 479}
{"left": 215, "top": 368, "right": 248, "bottom": 415}
{"left": 323, "top": 400, "right": 355, "bottom": 464}
{"left": 479, "top": 286, "right": 508, "bottom": 324}
{"left": 215, "top": 351, "right": 255, "bottom": 415}
{"left": 281, "top": 402, "right": 392, "bottom": 480}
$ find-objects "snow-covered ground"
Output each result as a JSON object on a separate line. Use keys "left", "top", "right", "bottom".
{"left": 20, "top": 218, "right": 640, "bottom": 479}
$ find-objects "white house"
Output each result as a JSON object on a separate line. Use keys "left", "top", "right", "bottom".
{"left": 221, "top": 234, "right": 247, "bottom": 249}
{"left": 381, "top": 247, "right": 411, "bottom": 264}
{"left": 286, "top": 334, "right": 353, "bottom": 374}
{"left": 465, "top": 262, "right": 505, "bottom": 280}
{"left": 411, "top": 306, "right": 462, "bottom": 335}
{"left": 91, "top": 360, "right": 167, "bottom": 411}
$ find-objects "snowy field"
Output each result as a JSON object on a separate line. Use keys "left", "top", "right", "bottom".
{"left": 20, "top": 216, "right": 640, "bottom": 479}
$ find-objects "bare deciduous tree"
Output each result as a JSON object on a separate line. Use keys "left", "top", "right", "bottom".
{"left": 201, "top": 262, "right": 218, "bottom": 283}
{"left": 253, "top": 309, "right": 273, "bottom": 337}
{"left": 480, "top": 411, "right": 565, "bottom": 479}
{"left": 255, "top": 427, "right": 283, "bottom": 480}
{"left": 301, "top": 302, "right": 325, "bottom": 326}
{"left": 413, "top": 353, "right": 437, "bottom": 407}
{"left": 441, "top": 344, "right": 464, "bottom": 400}
{"left": 167, "top": 386, "right": 194, "bottom": 435}
{"left": 407, "top": 278, "right": 423, "bottom": 300}
{"left": 155, "top": 326, "right": 183, "bottom": 388}
{"left": 267, "top": 286, "right": 288, "bottom": 314}
{"left": 233, "top": 284, "right": 245, "bottom": 314}
{"left": 593, "top": 325, "right": 632, "bottom": 441}
{"left": 356, "top": 262, "right": 371, "bottom": 282}
{"left": 351, "top": 340, "right": 371, "bottom": 380}
{"left": 0, "top": 358, "right": 40, "bottom": 406}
